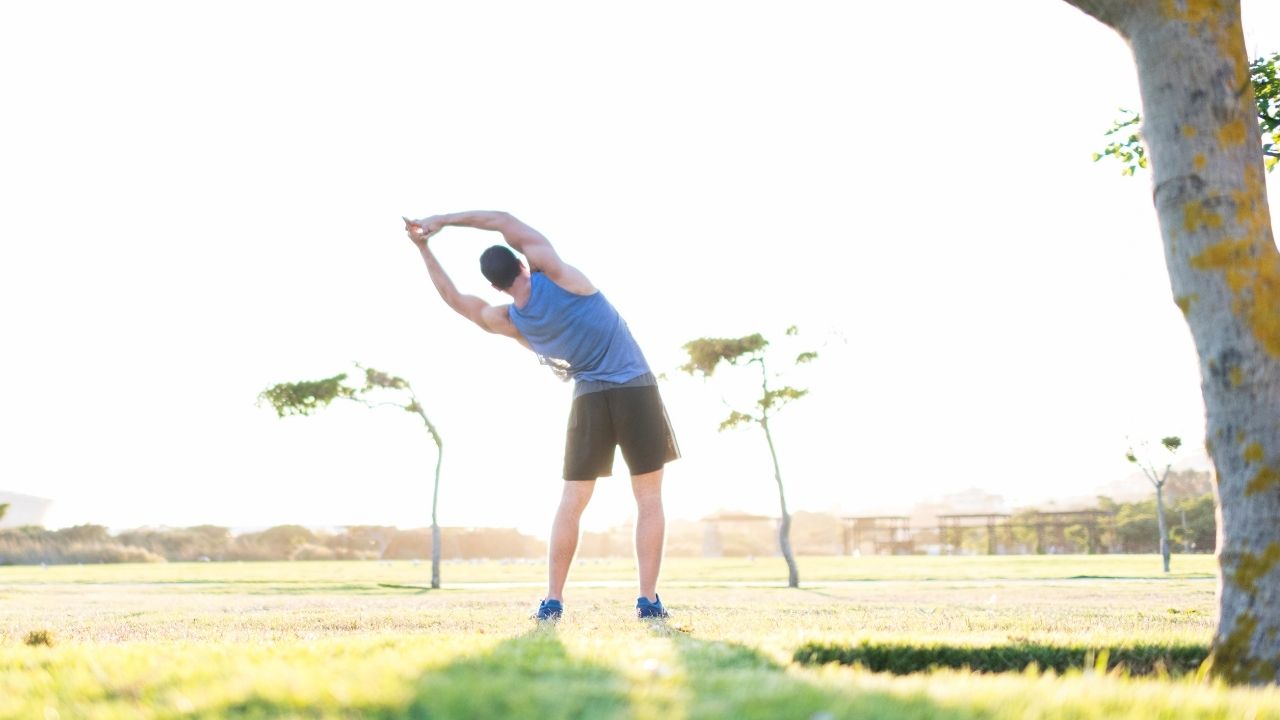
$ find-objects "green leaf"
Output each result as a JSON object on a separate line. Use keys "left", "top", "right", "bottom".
{"left": 680, "top": 335, "right": 768, "bottom": 377}
{"left": 362, "top": 366, "right": 410, "bottom": 391}
{"left": 258, "top": 374, "right": 356, "bottom": 418}
{"left": 759, "top": 386, "right": 808, "bottom": 412}
{"left": 718, "top": 410, "right": 758, "bottom": 432}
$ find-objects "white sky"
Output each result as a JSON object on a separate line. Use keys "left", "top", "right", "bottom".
{"left": 2, "top": 1, "right": 1278, "bottom": 538}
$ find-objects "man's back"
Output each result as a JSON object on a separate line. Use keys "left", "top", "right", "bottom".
{"left": 509, "top": 272, "right": 650, "bottom": 384}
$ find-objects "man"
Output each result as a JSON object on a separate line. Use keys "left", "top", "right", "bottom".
{"left": 403, "top": 211, "right": 679, "bottom": 620}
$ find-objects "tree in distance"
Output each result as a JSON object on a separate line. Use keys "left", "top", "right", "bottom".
{"left": 680, "top": 326, "right": 818, "bottom": 589}
{"left": 0, "top": 503, "right": 7, "bottom": 522}
{"left": 1096, "top": 52, "right": 1279, "bottom": 175}
{"left": 1061, "top": 0, "right": 1280, "bottom": 683}
{"left": 258, "top": 366, "right": 446, "bottom": 589}
{"left": 1126, "top": 435, "right": 1182, "bottom": 573}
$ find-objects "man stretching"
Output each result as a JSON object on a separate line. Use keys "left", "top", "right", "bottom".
{"left": 403, "top": 212, "right": 679, "bottom": 620}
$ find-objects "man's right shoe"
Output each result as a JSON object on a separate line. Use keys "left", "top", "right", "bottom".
{"left": 636, "top": 594, "right": 668, "bottom": 619}
{"left": 534, "top": 598, "right": 563, "bottom": 621}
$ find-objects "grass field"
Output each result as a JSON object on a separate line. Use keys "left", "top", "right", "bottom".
{"left": 3, "top": 555, "right": 1279, "bottom": 719}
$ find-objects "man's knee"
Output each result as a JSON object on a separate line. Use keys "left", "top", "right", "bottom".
{"left": 559, "top": 480, "right": 596, "bottom": 511}
{"left": 631, "top": 469, "right": 664, "bottom": 506}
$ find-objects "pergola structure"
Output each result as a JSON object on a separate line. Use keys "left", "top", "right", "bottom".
{"left": 937, "top": 513, "right": 1011, "bottom": 555}
{"left": 1014, "top": 509, "right": 1114, "bottom": 555}
{"left": 840, "top": 516, "right": 913, "bottom": 555}
{"left": 937, "top": 510, "right": 1115, "bottom": 555}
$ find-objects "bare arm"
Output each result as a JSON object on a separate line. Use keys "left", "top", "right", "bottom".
{"left": 415, "top": 211, "right": 595, "bottom": 295}
{"left": 405, "top": 218, "right": 530, "bottom": 348}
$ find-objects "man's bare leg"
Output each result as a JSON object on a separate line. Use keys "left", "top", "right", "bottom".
{"left": 631, "top": 468, "right": 665, "bottom": 601}
{"left": 547, "top": 480, "right": 596, "bottom": 602}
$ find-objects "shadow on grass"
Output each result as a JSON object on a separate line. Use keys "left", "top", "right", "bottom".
{"left": 645, "top": 620, "right": 961, "bottom": 720}
{"left": 400, "top": 625, "right": 634, "bottom": 719}
{"left": 204, "top": 625, "right": 632, "bottom": 719}
{"left": 199, "top": 623, "right": 968, "bottom": 719}
{"left": 794, "top": 639, "right": 1211, "bottom": 677}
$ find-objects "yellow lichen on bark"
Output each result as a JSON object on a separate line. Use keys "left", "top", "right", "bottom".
{"left": 1244, "top": 442, "right": 1264, "bottom": 463}
{"left": 1191, "top": 237, "right": 1280, "bottom": 357}
{"left": 1209, "top": 612, "right": 1279, "bottom": 684}
{"left": 1234, "top": 543, "right": 1280, "bottom": 592}
{"left": 1183, "top": 202, "right": 1224, "bottom": 232}
{"left": 1174, "top": 293, "right": 1199, "bottom": 315}
{"left": 1188, "top": 164, "right": 1280, "bottom": 357}
{"left": 1160, "top": 0, "right": 1228, "bottom": 25}
{"left": 1184, "top": 126, "right": 1199, "bottom": 138}
{"left": 1194, "top": 153, "right": 1207, "bottom": 170}
{"left": 1218, "top": 119, "right": 1247, "bottom": 148}
{"left": 1159, "top": 0, "right": 1249, "bottom": 91}
{"left": 1247, "top": 465, "right": 1280, "bottom": 496}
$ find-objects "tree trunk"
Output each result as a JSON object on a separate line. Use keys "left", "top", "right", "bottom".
{"left": 761, "top": 417, "right": 800, "bottom": 589}
{"left": 1062, "top": 0, "right": 1280, "bottom": 683}
{"left": 1155, "top": 482, "right": 1171, "bottom": 573}
{"left": 431, "top": 445, "right": 442, "bottom": 590}
{"left": 415, "top": 407, "right": 445, "bottom": 591}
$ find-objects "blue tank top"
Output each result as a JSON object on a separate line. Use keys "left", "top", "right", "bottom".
{"left": 508, "top": 272, "right": 650, "bottom": 385}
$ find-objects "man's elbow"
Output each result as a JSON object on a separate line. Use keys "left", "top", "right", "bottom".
{"left": 491, "top": 212, "right": 523, "bottom": 235}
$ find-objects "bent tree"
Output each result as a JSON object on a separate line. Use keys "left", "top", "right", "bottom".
{"left": 1125, "top": 435, "right": 1183, "bottom": 572}
{"left": 681, "top": 327, "right": 818, "bottom": 589}
{"left": 1060, "top": 0, "right": 1280, "bottom": 683}
{"left": 259, "top": 366, "right": 446, "bottom": 589}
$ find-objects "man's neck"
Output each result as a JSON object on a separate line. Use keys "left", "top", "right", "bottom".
{"left": 509, "top": 274, "right": 532, "bottom": 309}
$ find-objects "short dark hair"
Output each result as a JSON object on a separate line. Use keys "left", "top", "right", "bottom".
{"left": 480, "top": 245, "right": 521, "bottom": 289}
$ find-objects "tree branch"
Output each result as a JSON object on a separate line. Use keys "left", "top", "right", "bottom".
{"left": 1058, "top": 0, "right": 1142, "bottom": 31}
{"left": 351, "top": 399, "right": 408, "bottom": 412}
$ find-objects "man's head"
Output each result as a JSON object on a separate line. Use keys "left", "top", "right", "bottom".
{"left": 480, "top": 245, "right": 524, "bottom": 290}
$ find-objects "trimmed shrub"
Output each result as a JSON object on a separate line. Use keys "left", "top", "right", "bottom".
{"left": 290, "top": 543, "right": 336, "bottom": 561}
{"left": 60, "top": 543, "right": 164, "bottom": 564}
{"left": 24, "top": 630, "right": 54, "bottom": 647}
{"left": 0, "top": 538, "right": 163, "bottom": 565}
{"left": 793, "top": 641, "right": 1210, "bottom": 676}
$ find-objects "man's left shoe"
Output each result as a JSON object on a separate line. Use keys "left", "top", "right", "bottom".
{"left": 636, "top": 594, "right": 669, "bottom": 619}
{"left": 534, "top": 598, "right": 563, "bottom": 621}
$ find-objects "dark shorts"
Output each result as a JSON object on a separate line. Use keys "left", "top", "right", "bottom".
{"left": 563, "top": 384, "right": 680, "bottom": 480}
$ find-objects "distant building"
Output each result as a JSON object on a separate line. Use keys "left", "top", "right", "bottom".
{"left": 0, "top": 491, "right": 53, "bottom": 529}
{"left": 940, "top": 487, "right": 1006, "bottom": 514}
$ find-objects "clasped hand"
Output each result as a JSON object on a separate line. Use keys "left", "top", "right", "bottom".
{"left": 402, "top": 215, "right": 445, "bottom": 248}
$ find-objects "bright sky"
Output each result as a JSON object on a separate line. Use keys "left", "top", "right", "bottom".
{"left": 3, "top": 1, "right": 1278, "bottom": 538}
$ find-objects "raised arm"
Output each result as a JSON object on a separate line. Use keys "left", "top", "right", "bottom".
{"left": 404, "top": 218, "right": 530, "bottom": 348}
{"left": 415, "top": 211, "right": 594, "bottom": 295}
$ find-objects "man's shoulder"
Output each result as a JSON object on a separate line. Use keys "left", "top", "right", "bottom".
{"left": 536, "top": 270, "right": 598, "bottom": 298}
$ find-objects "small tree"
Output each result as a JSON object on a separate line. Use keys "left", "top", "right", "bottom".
{"left": 681, "top": 326, "right": 818, "bottom": 588}
{"left": 0, "top": 503, "right": 7, "bottom": 522}
{"left": 258, "top": 366, "right": 445, "bottom": 589}
{"left": 1126, "top": 435, "right": 1182, "bottom": 573}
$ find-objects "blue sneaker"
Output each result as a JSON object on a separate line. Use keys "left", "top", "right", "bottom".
{"left": 636, "top": 594, "right": 668, "bottom": 619}
{"left": 534, "top": 598, "right": 563, "bottom": 621}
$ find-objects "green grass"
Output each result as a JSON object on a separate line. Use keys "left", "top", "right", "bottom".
{"left": 0, "top": 553, "right": 1219, "bottom": 586}
{"left": 2, "top": 556, "right": 1278, "bottom": 719}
